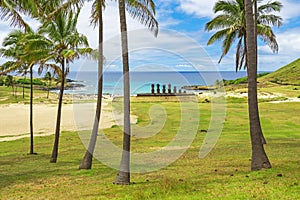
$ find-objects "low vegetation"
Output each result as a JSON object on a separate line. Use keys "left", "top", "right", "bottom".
{"left": 0, "top": 98, "right": 299, "bottom": 199}
{"left": 1, "top": 58, "right": 299, "bottom": 199}
{"left": 222, "top": 72, "right": 270, "bottom": 86}
{"left": 0, "top": 85, "right": 74, "bottom": 105}
{"left": 260, "top": 58, "right": 300, "bottom": 86}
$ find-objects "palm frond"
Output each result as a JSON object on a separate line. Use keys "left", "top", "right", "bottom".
{"left": 0, "top": 60, "right": 23, "bottom": 75}
{"left": 207, "top": 28, "right": 231, "bottom": 45}
{"left": 38, "top": 63, "right": 62, "bottom": 77}
{"left": 257, "top": 24, "right": 279, "bottom": 53}
{"left": 214, "top": 0, "right": 242, "bottom": 15}
{"left": 126, "top": 0, "right": 158, "bottom": 37}
{"left": 220, "top": 30, "right": 237, "bottom": 63}
{"left": 258, "top": 1, "right": 282, "bottom": 14}
{"left": 90, "top": 0, "right": 106, "bottom": 27}
{"left": 0, "top": 2, "right": 28, "bottom": 29}
{"left": 235, "top": 37, "right": 243, "bottom": 71}
{"left": 206, "top": 0, "right": 282, "bottom": 71}
{"left": 258, "top": 14, "right": 282, "bottom": 27}
{"left": 45, "top": 0, "right": 84, "bottom": 19}
{"left": 205, "top": 14, "right": 236, "bottom": 31}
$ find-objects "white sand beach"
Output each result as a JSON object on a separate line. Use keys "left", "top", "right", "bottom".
{"left": 0, "top": 98, "right": 137, "bottom": 142}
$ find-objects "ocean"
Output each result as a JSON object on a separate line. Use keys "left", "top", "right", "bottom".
{"left": 62, "top": 71, "right": 252, "bottom": 95}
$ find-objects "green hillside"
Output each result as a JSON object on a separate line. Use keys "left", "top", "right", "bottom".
{"left": 261, "top": 58, "right": 300, "bottom": 85}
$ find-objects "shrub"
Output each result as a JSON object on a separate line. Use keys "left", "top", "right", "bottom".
{"left": 0, "top": 76, "right": 5, "bottom": 86}
{"left": 17, "top": 78, "right": 44, "bottom": 86}
{"left": 223, "top": 72, "right": 270, "bottom": 86}
{"left": 257, "top": 72, "right": 270, "bottom": 78}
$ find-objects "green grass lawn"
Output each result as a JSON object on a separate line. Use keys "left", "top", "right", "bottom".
{"left": 260, "top": 58, "right": 300, "bottom": 86}
{"left": 0, "top": 98, "right": 299, "bottom": 199}
{"left": 0, "top": 85, "right": 77, "bottom": 105}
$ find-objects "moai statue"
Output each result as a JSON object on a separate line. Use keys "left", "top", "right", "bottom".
{"left": 178, "top": 89, "right": 182, "bottom": 94}
{"left": 173, "top": 86, "right": 177, "bottom": 94}
{"left": 156, "top": 84, "right": 160, "bottom": 94}
{"left": 162, "top": 84, "right": 166, "bottom": 93}
{"left": 168, "top": 83, "right": 172, "bottom": 93}
{"left": 151, "top": 84, "right": 155, "bottom": 94}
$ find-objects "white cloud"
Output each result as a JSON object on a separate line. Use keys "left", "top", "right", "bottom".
{"left": 1, "top": 0, "right": 299, "bottom": 72}
{"left": 173, "top": 0, "right": 300, "bottom": 71}
{"left": 101, "top": 29, "right": 217, "bottom": 71}
{"left": 75, "top": 2, "right": 217, "bottom": 72}
{"left": 176, "top": 0, "right": 300, "bottom": 21}
{"left": 260, "top": 28, "right": 300, "bottom": 54}
{"left": 77, "top": 1, "right": 157, "bottom": 49}
{"left": 177, "top": 0, "right": 218, "bottom": 18}
{"left": 279, "top": 0, "right": 300, "bottom": 21}
{"left": 258, "top": 27, "right": 300, "bottom": 70}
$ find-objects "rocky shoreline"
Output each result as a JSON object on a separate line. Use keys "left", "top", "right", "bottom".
{"left": 181, "top": 85, "right": 217, "bottom": 91}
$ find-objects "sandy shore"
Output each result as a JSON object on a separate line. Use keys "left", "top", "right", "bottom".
{"left": 0, "top": 98, "right": 137, "bottom": 142}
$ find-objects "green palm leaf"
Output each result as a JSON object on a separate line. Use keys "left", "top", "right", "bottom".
{"left": 206, "top": 0, "right": 282, "bottom": 70}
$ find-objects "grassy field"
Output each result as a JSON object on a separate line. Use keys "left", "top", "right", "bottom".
{"left": 0, "top": 85, "right": 79, "bottom": 105}
{"left": 0, "top": 95, "right": 299, "bottom": 199}
{"left": 0, "top": 85, "right": 59, "bottom": 104}
{"left": 260, "top": 58, "right": 300, "bottom": 86}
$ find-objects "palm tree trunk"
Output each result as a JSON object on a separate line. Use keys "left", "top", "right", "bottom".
{"left": 11, "top": 84, "right": 14, "bottom": 96}
{"left": 15, "top": 84, "right": 17, "bottom": 98}
{"left": 115, "top": 0, "right": 131, "bottom": 185}
{"left": 50, "top": 60, "right": 65, "bottom": 163}
{"left": 79, "top": 0, "right": 104, "bottom": 170}
{"left": 47, "top": 82, "right": 50, "bottom": 99}
{"left": 29, "top": 65, "right": 35, "bottom": 154}
{"left": 253, "top": 0, "right": 266, "bottom": 145}
{"left": 22, "top": 78, "right": 25, "bottom": 99}
{"left": 244, "top": 0, "right": 271, "bottom": 171}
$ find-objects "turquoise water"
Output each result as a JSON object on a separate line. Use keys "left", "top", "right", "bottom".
{"left": 63, "top": 71, "right": 251, "bottom": 95}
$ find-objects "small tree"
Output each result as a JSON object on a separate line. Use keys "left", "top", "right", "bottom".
{"left": 5, "top": 75, "right": 14, "bottom": 95}
{"left": 38, "top": 9, "right": 94, "bottom": 163}
{"left": 44, "top": 71, "right": 52, "bottom": 98}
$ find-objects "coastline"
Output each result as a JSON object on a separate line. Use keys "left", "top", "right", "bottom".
{"left": 1, "top": 84, "right": 299, "bottom": 142}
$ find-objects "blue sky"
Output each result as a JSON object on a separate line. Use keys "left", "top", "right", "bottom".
{"left": 0, "top": 0, "right": 300, "bottom": 72}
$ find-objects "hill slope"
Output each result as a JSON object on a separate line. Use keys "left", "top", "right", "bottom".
{"left": 260, "top": 58, "right": 300, "bottom": 85}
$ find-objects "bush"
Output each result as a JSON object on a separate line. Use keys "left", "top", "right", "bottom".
{"left": 0, "top": 76, "right": 5, "bottom": 86}
{"left": 298, "top": 95, "right": 300, "bottom": 98}
{"left": 223, "top": 72, "right": 270, "bottom": 86}
{"left": 17, "top": 78, "right": 45, "bottom": 86}
{"left": 16, "top": 78, "right": 30, "bottom": 85}
{"left": 257, "top": 72, "right": 270, "bottom": 78}
{"left": 32, "top": 78, "right": 44, "bottom": 86}
{"left": 223, "top": 77, "right": 248, "bottom": 85}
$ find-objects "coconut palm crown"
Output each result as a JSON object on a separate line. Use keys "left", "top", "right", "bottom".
{"left": 205, "top": 0, "right": 282, "bottom": 71}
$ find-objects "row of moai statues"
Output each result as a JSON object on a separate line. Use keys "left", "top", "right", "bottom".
{"left": 151, "top": 83, "right": 183, "bottom": 94}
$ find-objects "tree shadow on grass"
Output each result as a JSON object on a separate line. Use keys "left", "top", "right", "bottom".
{"left": 0, "top": 152, "right": 77, "bottom": 190}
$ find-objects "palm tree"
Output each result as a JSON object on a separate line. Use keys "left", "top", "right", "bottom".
{"left": 16, "top": 65, "right": 29, "bottom": 99}
{"left": 244, "top": 0, "right": 271, "bottom": 171}
{"left": 0, "top": 29, "right": 51, "bottom": 154}
{"left": 79, "top": 0, "right": 158, "bottom": 170}
{"left": 44, "top": 71, "right": 52, "bottom": 98}
{"left": 115, "top": 0, "right": 158, "bottom": 185}
{"left": 206, "top": 0, "right": 277, "bottom": 170}
{"left": 79, "top": 0, "right": 105, "bottom": 170}
{"left": 5, "top": 75, "right": 14, "bottom": 95}
{"left": 205, "top": 0, "right": 282, "bottom": 71}
{"left": 0, "top": 1, "right": 82, "bottom": 155}
{"left": 0, "top": 0, "right": 31, "bottom": 29}
{"left": 0, "top": 30, "right": 35, "bottom": 154}
{"left": 38, "top": 10, "right": 93, "bottom": 163}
